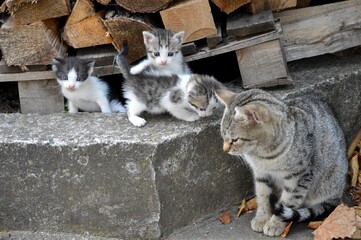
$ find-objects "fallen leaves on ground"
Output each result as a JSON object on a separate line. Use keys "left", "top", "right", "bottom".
{"left": 312, "top": 204, "right": 356, "bottom": 240}
{"left": 281, "top": 221, "right": 293, "bottom": 238}
{"left": 219, "top": 210, "right": 231, "bottom": 224}
{"left": 236, "top": 197, "right": 257, "bottom": 218}
{"left": 308, "top": 221, "right": 323, "bottom": 230}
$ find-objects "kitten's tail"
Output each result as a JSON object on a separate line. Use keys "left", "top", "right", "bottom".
{"left": 269, "top": 193, "right": 340, "bottom": 222}
{"left": 115, "top": 41, "right": 130, "bottom": 79}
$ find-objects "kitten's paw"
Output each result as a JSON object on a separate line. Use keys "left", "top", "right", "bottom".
{"left": 263, "top": 219, "right": 287, "bottom": 237}
{"left": 184, "top": 114, "right": 201, "bottom": 122}
{"left": 130, "top": 66, "right": 141, "bottom": 75}
{"left": 129, "top": 116, "right": 147, "bottom": 127}
{"left": 251, "top": 216, "right": 270, "bottom": 233}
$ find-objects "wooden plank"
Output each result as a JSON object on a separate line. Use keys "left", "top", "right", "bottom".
{"left": 236, "top": 39, "right": 291, "bottom": 88}
{"left": 246, "top": 0, "right": 297, "bottom": 14}
{"left": 275, "top": 0, "right": 361, "bottom": 62}
{"left": 184, "top": 29, "right": 279, "bottom": 62}
{"left": 181, "top": 42, "right": 197, "bottom": 56}
{"left": 211, "top": 0, "right": 250, "bottom": 14}
{"left": 11, "top": 0, "right": 70, "bottom": 25}
{"left": 64, "top": 11, "right": 112, "bottom": 48}
{"left": 227, "top": 10, "right": 275, "bottom": 38}
{"left": 18, "top": 79, "right": 64, "bottom": 114}
{"left": 0, "top": 18, "right": 67, "bottom": 66}
{"left": 160, "top": 0, "right": 216, "bottom": 43}
{"left": 0, "top": 59, "right": 47, "bottom": 74}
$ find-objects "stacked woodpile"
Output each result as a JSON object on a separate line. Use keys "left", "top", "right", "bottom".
{"left": 0, "top": 0, "right": 315, "bottom": 68}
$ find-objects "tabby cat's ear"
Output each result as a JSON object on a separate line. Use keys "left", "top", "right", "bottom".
{"left": 143, "top": 31, "right": 156, "bottom": 45}
{"left": 52, "top": 58, "right": 64, "bottom": 71}
{"left": 215, "top": 89, "right": 237, "bottom": 107}
{"left": 84, "top": 60, "right": 95, "bottom": 74}
{"left": 235, "top": 104, "right": 269, "bottom": 124}
{"left": 172, "top": 31, "right": 185, "bottom": 44}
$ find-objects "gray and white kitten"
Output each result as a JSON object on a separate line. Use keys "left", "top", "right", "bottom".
{"left": 216, "top": 89, "right": 348, "bottom": 237}
{"left": 52, "top": 57, "right": 126, "bottom": 113}
{"left": 130, "top": 28, "right": 191, "bottom": 75}
{"left": 116, "top": 42, "right": 223, "bottom": 127}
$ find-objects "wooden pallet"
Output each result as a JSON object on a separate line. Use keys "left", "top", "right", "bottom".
{"left": 0, "top": 0, "right": 360, "bottom": 114}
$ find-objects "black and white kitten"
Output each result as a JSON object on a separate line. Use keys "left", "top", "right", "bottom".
{"left": 130, "top": 28, "right": 191, "bottom": 75}
{"left": 116, "top": 42, "right": 223, "bottom": 127}
{"left": 52, "top": 57, "right": 126, "bottom": 113}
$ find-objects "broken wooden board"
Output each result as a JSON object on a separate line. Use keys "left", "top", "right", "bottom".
{"left": 10, "top": 0, "right": 70, "bottom": 25}
{"left": 211, "top": 0, "right": 250, "bottom": 14}
{"left": 0, "top": 18, "right": 67, "bottom": 66}
{"left": 102, "top": 15, "right": 153, "bottom": 63}
{"left": 181, "top": 42, "right": 197, "bottom": 56}
{"left": 236, "top": 39, "right": 291, "bottom": 88}
{"left": 184, "top": 29, "right": 279, "bottom": 62}
{"left": 246, "top": 0, "right": 297, "bottom": 14}
{"left": 115, "top": 0, "right": 173, "bottom": 13}
{"left": 0, "top": 59, "right": 47, "bottom": 74}
{"left": 275, "top": 0, "right": 361, "bottom": 62}
{"left": 227, "top": 10, "right": 275, "bottom": 38}
{"left": 18, "top": 79, "right": 64, "bottom": 114}
{"left": 64, "top": 10, "right": 112, "bottom": 48}
{"left": 160, "top": 0, "right": 217, "bottom": 43}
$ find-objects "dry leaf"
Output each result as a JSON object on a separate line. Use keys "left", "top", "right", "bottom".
{"left": 308, "top": 221, "right": 323, "bottom": 229}
{"left": 219, "top": 211, "right": 231, "bottom": 224}
{"left": 348, "top": 130, "right": 361, "bottom": 159}
{"left": 351, "top": 154, "right": 359, "bottom": 187}
{"left": 353, "top": 215, "right": 361, "bottom": 239}
{"left": 355, "top": 206, "right": 361, "bottom": 216}
{"left": 236, "top": 198, "right": 257, "bottom": 218}
{"left": 312, "top": 204, "right": 356, "bottom": 240}
{"left": 281, "top": 221, "right": 293, "bottom": 238}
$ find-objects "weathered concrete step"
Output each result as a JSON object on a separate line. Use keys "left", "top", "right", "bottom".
{"left": 1, "top": 53, "right": 361, "bottom": 240}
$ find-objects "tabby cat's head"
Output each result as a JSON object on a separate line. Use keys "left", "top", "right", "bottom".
{"left": 187, "top": 75, "right": 223, "bottom": 117}
{"left": 52, "top": 57, "right": 95, "bottom": 92}
{"left": 215, "top": 89, "right": 273, "bottom": 155}
{"left": 143, "top": 28, "right": 184, "bottom": 67}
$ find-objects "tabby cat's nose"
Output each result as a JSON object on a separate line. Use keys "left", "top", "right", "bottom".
{"left": 223, "top": 141, "right": 232, "bottom": 152}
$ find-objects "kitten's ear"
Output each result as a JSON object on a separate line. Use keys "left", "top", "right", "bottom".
{"left": 215, "top": 89, "right": 237, "bottom": 107}
{"left": 235, "top": 104, "right": 269, "bottom": 124}
{"left": 52, "top": 58, "right": 63, "bottom": 71}
{"left": 143, "top": 31, "right": 156, "bottom": 45}
{"left": 172, "top": 31, "right": 185, "bottom": 44}
{"left": 85, "top": 60, "right": 95, "bottom": 74}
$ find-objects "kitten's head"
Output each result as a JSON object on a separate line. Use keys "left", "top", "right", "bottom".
{"left": 52, "top": 57, "right": 95, "bottom": 91}
{"left": 186, "top": 75, "right": 223, "bottom": 117}
{"left": 143, "top": 28, "right": 184, "bottom": 67}
{"left": 215, "top": 89, "right": 275, "bottom": 155}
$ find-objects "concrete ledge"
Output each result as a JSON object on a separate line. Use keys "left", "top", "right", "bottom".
{"left": 0, "top": 112, "right": 252, "bottom": 239}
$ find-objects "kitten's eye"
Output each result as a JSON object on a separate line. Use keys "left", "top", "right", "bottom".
{"left": 62, "top": 76, "right": 68, "bottom": 80}
{"left": 76, "top": 77, "right": 81, "bottom": 81}
{"left": 154, "top": 52, "right": 160, "bottom": 57}
{"left": 168, "top": 52, "right": 174, "bottom": 57}
{"left": 212, "top": 106, "right": 217, "bottom": 110}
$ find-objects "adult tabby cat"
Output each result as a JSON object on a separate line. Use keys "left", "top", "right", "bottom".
{"left": 130, "top": 28, "right": 191, "bottom": 75}
{"left": 116, "top": 42, "right": 223, "bottom": 127}
{"left": 52, "top": 57, "right": 125, "bottom": 113}
{"left": 216, "top": 89, "right": 348, "bottom": 237}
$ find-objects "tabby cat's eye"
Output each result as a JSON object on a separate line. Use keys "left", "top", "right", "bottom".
{"left": 154, "top": 52, "right": 160, "bottom": 57}
{"left": 62, "top": 76, "right": 68, "bottom": 80}
{"left": 168, "top": 52, "right": 174, "bottom": 57}
{"left": 76, "top": 77, "right": 81, "bottom": 81}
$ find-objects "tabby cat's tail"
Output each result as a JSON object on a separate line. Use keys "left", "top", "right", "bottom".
{"left": 115, "top": 41, "right": 130, "bottom": 79}
{"left": 269, "top": 194, "right": 339, "bottom": 222}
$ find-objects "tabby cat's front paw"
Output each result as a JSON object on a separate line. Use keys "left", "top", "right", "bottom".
{"left": 130, "top": 66, "right": 142, "bottom": 75}
{"left": 251, "top": 216, "right": 270, "bottom": 233}
{"left": 184, "top": 114, "right": 201, "bottom": 122}
{"left": 263, "top": 219, "right": 287, "bottom": 237}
